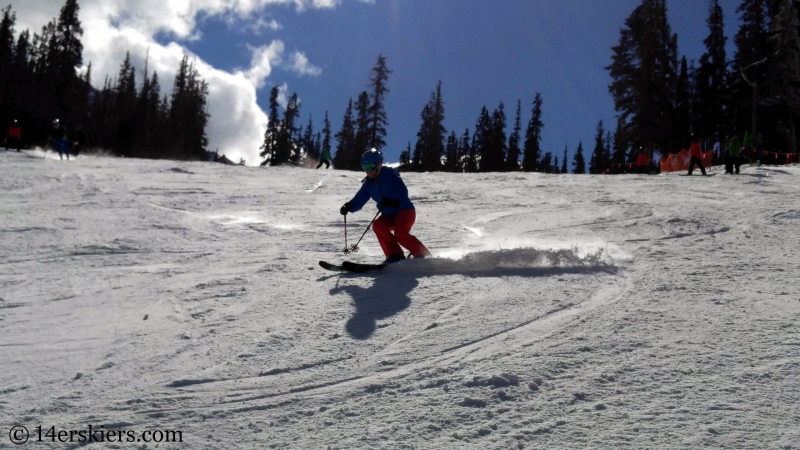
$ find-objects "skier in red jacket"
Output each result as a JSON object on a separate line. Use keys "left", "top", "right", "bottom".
{"left": 340, "top": 149, "right": 431, "bottom": 264}
{"left": 687, "top": 134, "right": 706, "bottom": 176}
{"left": 6, "top": 119, "right": 21, "bottom": 152}
{"left": 635, "top": 148, "right": 649, "bottom": 174}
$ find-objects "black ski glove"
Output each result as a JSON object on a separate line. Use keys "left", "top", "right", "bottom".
{"left": 380, "top": 197, "right": 400, "bottom": 208}
{"left": 340, "top": 202, "right": 352, "bottom": 216}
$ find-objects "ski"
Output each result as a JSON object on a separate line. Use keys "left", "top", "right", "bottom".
{"left": 341, "top": 261, "right": 387, "bottom": 273}
{"left": 319, "top": 261, "right": 347, "bottom": 272}
{"left": 318, "top": 260, "right": 387, "bottom": 273}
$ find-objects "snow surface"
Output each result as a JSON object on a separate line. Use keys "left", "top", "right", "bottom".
{"left": 1, "top": 148, "right": 799, "bottom": 449}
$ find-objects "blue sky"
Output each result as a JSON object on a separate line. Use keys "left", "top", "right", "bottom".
{"left": 180, "top": 0, "right": 741, "bottom": 166}
{"left": 17, "top": 0, "right": 743, "bottom": 167}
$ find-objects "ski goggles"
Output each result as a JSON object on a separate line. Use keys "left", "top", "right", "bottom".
{"left": 362, "top": 162, "right": 378, "bottom": 172}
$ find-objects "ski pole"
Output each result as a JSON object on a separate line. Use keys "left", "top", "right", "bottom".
{"left": 342, "top": 214, "right": 349, "bottom": 253}
{"left": 351, "top": 209, "right": 381, "bottom": 251}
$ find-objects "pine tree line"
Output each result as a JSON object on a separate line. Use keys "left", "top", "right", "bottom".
{"left": 261, "top": 55, "right": 387, "bottom": 169}
{"left": 261, "top": 0, "right": 800, "bottom": 175}
{"left": 400, "top": 86, "right": 556, "bottom": 173}
{"left": 264, "top": 55, "right": 567, "bottom": 173}
{"left": 0, "top": 0, "right": 210, "bottom": 160}
{"left": 607, "top": 0, "right": 800, "bottom": 167}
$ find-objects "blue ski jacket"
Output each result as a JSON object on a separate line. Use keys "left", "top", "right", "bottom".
{"left": 348, "top": 167, "right": 415, "bottom": 216}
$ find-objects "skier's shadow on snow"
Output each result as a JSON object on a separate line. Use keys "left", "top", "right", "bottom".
{"left": 328, "top": 266, "right": 617, "bottom": 340}
{"left": 330, "top": 275, "right": 418, "bottom": 340}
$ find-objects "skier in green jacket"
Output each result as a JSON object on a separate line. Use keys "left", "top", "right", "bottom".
{"left": 726, "top": 135, "right": 742, "bottom": 175}
{"left": 316, "top": 147, "right": 332, "bottom": 169}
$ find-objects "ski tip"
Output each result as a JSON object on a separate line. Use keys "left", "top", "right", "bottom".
{"left": 319, "top": 261, "right": 346, "bottom": 272}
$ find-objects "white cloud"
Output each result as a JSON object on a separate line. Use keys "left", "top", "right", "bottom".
{"left": 287, "top": 51, "right": 322, "bottom": 76}
{"left": 242, "top": 44, "right": 320, "bottom": 89}
{"left": 243, "top": 41, "right": 285, "bottom": 89}
{"left": 10, "top": 0, "right": 339, "bottom": 166}
{"left": 249, "top": 17, "right": 282, "bottom": 34}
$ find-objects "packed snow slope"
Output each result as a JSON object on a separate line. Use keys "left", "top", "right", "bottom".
{"left": 1, "top": 149, "right": 799, "bottom": 449}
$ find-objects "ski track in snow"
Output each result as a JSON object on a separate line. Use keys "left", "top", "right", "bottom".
{"left": 1, "top": 152, "right": 799, "bottom": 449}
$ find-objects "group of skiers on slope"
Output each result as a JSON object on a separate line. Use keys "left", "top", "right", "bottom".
{"left": 686, "top": 131, "right": 751, "bottom": 176}
{"left": 3, "top": 118, "right": 86, "bottom": 160}
{"left": 339, "top": 148, "right": 432, "bottom": 265}
{"left": 632, "top": 131, "right": 753, "bottom": 176}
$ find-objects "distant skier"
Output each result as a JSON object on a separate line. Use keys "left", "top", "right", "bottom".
{"left": 635, "top": 147, "right": 648, "bottom": 174}
{"left": 6, "top": 119, "right": 22, "bottom": 152}
{"left": 316, "top": 147, "right": 332, "bottom": 169}
{"left": 49, "top": 119, "right": 70, "bottom": 160}
{"left": 725, "top": 134, "right": 741, "bottom": 174}
{"left": 339, "top": 148, "right": 431, "bottom": 264}
{"left": 687, "top": 134, "right": 706, "bottom": 176}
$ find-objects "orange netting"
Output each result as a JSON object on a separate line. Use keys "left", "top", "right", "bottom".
{"left": 659, "top": 149, "right": 715, "bottom": 172}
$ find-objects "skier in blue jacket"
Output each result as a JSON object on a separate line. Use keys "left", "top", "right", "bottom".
{"left": 340, "top": 149, "right": 431, "bottom": 264}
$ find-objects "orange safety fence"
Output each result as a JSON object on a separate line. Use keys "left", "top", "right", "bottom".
{"left": 659, "top": 149, "right": 715, "bottom": 173}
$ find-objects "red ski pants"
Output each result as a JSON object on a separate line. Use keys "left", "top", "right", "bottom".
{"left": 372, "top": 210, "right": 431, "bottom": 258}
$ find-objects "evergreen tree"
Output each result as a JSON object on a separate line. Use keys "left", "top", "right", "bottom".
{"left": 411, "top": 102, "right": 429, "bottom": 171}
{"left": 273, "top": 92, "right": 299, "bottom": 164}
{"left": 460, "top": 129, "right": 473, "bottom": 173}
{"left": 607, "top": 0, "right": 679, "bottom": 159}
{"left": 144, "top": 71, "right": 163, "bottom": 157}
{"left": 55, "top": 0, "right": 84, "bottom": 122}
{"left": 473, "top": 106, "right": 492, "bottom": 172}
{"left": 428, "top": 82, "right": 446, "bottom": 171}
{"left": 730, "top": 0, "right": 771, "bottom": 137}
{"left": 767, "top": 0, "right": 800, "bottom": 153}
{"left": 303, "top": 116, "right": 317, "bottom": 161}
{"left": 115, "top": 52, "right": 137, "bottom": 156}
{"left": 133, "top": 55, "right": 160, "bottom": 158}
{"left": 366, "top": 54, "right": 391, "bottom": 150}
{"left": 589, "top": 120, "right": 610, "bottom": 173}
{"left": 0, "top": 6, "right": 15, "bottom": 124}
{"left": 9, "top": 30, "right": 32, "bottom": 125}
{"left": 314, "top": 131, "right": 322, "bottom": 162}
{"left": 322, "top": 111, "right": 332, "bottom": 162}
{"left": 399, "top": 142, "right": 411, "bottom": 170}
{"left": 553, "top": 156, "right": 560, "bottom": 174}
{"left": 540, "top": 151, "right": 553, "bottom": 173}
{"left": 467, "top": 129, "right": 479, "bottom": 173}
{"left": 694, "top": 0, "right": 728, "bottom": 145}
{"left": 444, "top": 131, "right": 459, "bottom": 172}
{"left": 561, "top": 146, "right": 568, "bottom": 173}
{"left": 353, "top": 90, "right": 370, "bottom": 164}
{"left": 333, "top": 99, "right": 356, "bottom": 169}
{"left": 181, "top": 59, "right": 209, "bottom": 160}
{"left": 675, "top": 56, "right": 692, "bottom": 148}
{"left": 573, "top": 141, "right": 586, "bottom": 174}
{"left": 489, "top": 102, "right": 508, "bottom": 171}
{"left": 522, "top": 94, "right": 543, "bottom": 171}
{"left": 90, "top": 76, "right": 113, "bottom": 149}
{"left": 414, "top": 82, "right": 446, "bottom": 172}
{"left": 260, "top": 86, "right": 281, "bottom": 165}
{"left": 604, "top": 131, "right": 614, "bottom": 170}
{"left": 506, "top": 99, "right": 522, "bottom": 171}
